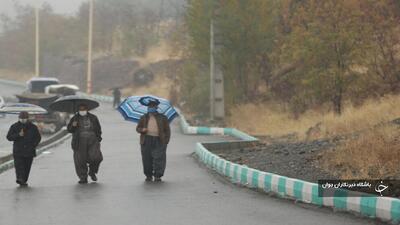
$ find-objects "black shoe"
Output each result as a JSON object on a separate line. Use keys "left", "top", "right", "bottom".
{"left": 145, "top": 176, "right": 153, "bottom": 182}
{"left": 17, "top": 181, "right": 28, "bottom": 187}
{"left": 78, "top": 178, "right": 88, "bottom": 184}
{"left": 89, "top": 173, "right": 98, "bottom": 182}
{"left": 154, "top": 177, "right": 162, "bottom": 182}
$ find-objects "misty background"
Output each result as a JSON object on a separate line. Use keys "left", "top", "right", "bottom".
{"left": 2, "top": 0, "right": 84, "bottom": 16}
{"left": 1, "top": 0, "right": 400, "bottom": 180}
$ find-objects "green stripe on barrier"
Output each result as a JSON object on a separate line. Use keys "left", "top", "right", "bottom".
{"left": 197, "top": 127, "right": 211, "bottom": 134}
{"left": 312, "top": 185, "right": 323, "bottom": 206}
{"left": 252, "top": 171, "right": 259, "bottom": 188}
{"left": 264, "top": 173, "right": 272, "bottom": 192}
{"left": 333, "top": 189, "right": 348, "bottom": 210}
{"left": 240, "top": 167, "right": 248, "bottom": 185}
{"left": 225, "top": 162, "right": 231, "bottom": 177}
{"left": 223, "top": 128, "right": 233, "bottom": 135}
{"left": 360, "top": 197, "right": 377, "bottom": 217}
{"left": 391, "top": 200, "right": 400, "bottom": 222}
{"left": 293, "top": 181, "right": 304, "bottom": 200}
{"left": 278, "top": 177, "right": 287, "bottom": 195}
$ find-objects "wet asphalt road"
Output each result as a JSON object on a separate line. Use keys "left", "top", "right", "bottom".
{"left": 0, "top": 82, "right": 380, "bottom": 225}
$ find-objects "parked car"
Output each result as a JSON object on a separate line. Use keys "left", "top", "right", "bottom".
{"left": 45, "top": 84, "right": 79, "bottom": 96}
{"left": 27, "top": 77, "right": 60, "bottom": 93}
{"left": 16, "top": 77, "right": 68, "bottom": 133}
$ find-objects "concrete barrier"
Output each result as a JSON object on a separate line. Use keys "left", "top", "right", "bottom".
{"left": 179, "top": 110, "right": 400, "bottom": 224}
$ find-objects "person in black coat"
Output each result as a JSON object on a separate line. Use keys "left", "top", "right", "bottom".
{"left": 112, "top": 87, "right": 121, "bottom": 109}
{"left": 6, "top": 112, "right": 41, "bottom": 187}
{"left": 67, "top": 104, "right": 103, "bottom": 184}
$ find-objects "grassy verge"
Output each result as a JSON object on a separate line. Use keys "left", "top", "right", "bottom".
{"left": 227, "top": 95, "right": 400, "bottom": 179}
{"left": 318, "top": 125, "right": 400, "bottom": 179}
{"left": 228, "top": 95, "right": 400, "bottom": 140}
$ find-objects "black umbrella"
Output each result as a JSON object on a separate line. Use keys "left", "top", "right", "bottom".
{"left": 49, "top": 95, "right": 99, "bottom": 113}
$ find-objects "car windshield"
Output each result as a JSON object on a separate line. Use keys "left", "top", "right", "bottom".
{"left": 30, "top": 80, "right": 59, "bottom": 93}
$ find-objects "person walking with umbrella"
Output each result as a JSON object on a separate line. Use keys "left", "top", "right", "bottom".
{"left": 67, "top": 104, "right": 103, "bottom": 184}
{"left": 50, "top": 95, "right": 102, "bottom": 184}
{"left": 6, "top": 112, "right": 41, "bottom": 187}
{"left": 136, "top": 100, "right": 171, "bottom": 182}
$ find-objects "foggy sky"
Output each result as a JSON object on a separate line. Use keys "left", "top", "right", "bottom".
{"left": 1, "top": 0, "right": 85, "bottom": 16}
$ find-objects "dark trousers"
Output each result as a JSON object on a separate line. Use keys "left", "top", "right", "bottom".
{"left": 113, "top": 98, "right": 121, "bottom": 108}
{"left": 14, "top": 156, "right": 33, "bottom": 183}
{"left": 73, "top": 134, "right": 103, "bottom": 180}
{"left": 141, "top": 135, "right": 167, "bottom": 178}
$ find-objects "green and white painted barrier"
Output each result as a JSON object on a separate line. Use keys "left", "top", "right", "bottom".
{"left": 178, "top": 111, "right": 257, "bottom": 141}
{"left": 1, "top": 79, "right": 399, "bottom": 223}
{"left": 77, "top": 92, "right": 114, "bottom": 103}
{"left": 179, "top": 111, "right": 400, "bottom": 224}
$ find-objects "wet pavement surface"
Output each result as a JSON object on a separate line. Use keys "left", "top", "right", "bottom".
{"left": 0, "top": 82, "right": 380, "bottom": 225}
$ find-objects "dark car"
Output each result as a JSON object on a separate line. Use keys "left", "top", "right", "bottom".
{"left": 16, "top": 77, "right": 69, "bottom": 133}
{"left": 27, "top": 77, "right": 60, "bottom": 93}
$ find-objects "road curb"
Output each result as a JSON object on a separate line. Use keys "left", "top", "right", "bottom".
{"left": 178, "top": 111, "right": 400, "bottom": 224}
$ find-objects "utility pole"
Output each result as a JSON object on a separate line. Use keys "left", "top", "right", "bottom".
{"left": 210, "top": 17, "right": 225, "bottom": 120}
{"left": 210, "top": 19, "right": 215, "bottom": 120}
{"left": 87, "top": 0, "right": 94, "bottom": 94}
{"left": 35, "top": 5, "right": 40, "bottom": 77}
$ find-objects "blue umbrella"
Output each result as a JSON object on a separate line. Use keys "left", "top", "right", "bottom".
{"left": 118, "top": 95, "right": 178, "bottom": 123}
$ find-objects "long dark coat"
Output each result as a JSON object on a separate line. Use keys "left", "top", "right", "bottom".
{"left": 67, "top": 113, "right": 102, "bottom": 151}
{"left": 7, "top": 122, "right": 41, "bottom": 157}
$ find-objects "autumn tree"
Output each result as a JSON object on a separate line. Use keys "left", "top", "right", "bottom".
{"left": 275, "top": 0, "right": 367, "bottom": 115}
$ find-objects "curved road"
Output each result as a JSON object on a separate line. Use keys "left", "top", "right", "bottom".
{"left": 0, "top": 82, "right": 379, "bottom": 225}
